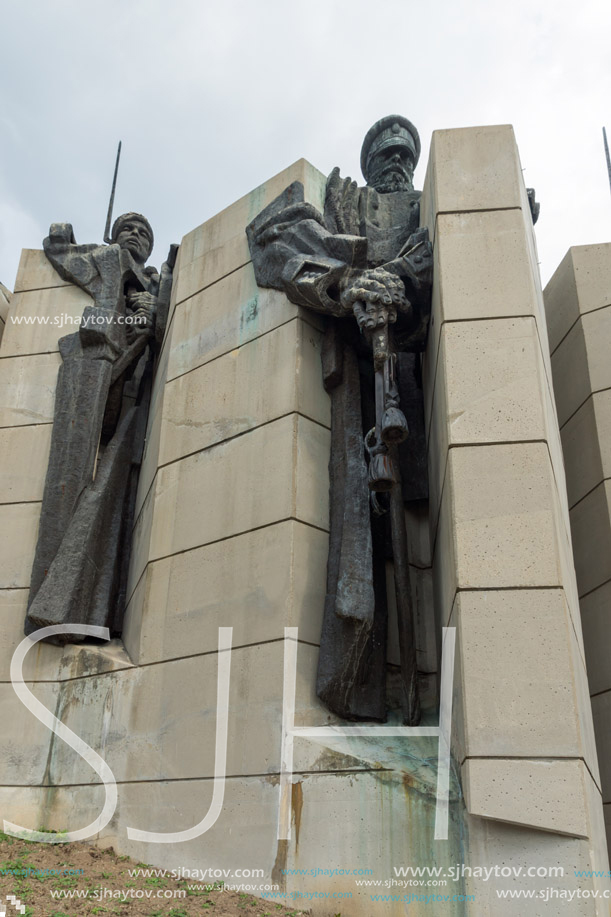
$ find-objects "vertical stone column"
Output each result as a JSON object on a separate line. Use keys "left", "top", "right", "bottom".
{"left": 421, "top": 126, "right": 609, "bottom": 910}
{"left": 544, "top": 243, "right": 611, "bottom": 848}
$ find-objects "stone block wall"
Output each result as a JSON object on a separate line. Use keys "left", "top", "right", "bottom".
{"left": 421, "top": 125, "right": 609, "bottom": 911}
{"left": 544, "top": 243, "right": 611, "bottom": 849}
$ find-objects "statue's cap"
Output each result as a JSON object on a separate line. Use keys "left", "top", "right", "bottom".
{"left": 361, "top": 115, "right": 421, "bottom": 181}
{"left": 111, "top": 212, "right": 154, "bottom": 248}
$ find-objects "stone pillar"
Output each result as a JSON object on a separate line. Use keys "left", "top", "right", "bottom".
{"left": 544, "top": 243, "right": 611, "bottom": 849}
{"left": 421, "top": 125, "right": 609, "bottom": 911}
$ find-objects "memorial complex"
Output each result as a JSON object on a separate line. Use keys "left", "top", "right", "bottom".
{"left": 1, "top": 118, "right": 610, "bottom": 914}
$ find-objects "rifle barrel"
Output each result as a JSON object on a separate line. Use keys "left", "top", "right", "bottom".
{"left": 104, "top": 141, "right": 122, "bottom": 243}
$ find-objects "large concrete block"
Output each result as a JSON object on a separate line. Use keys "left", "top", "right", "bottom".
{"left": 159, "top": 318, "right": 329, "bottom": 468}
{"left": 0, "top": 352, "right": 60, "bottom": 427}
{"left": 436, "top": 210, "right": 538, "bottom": 323}
{"left": 463, "top": 757, "right": 589, "bottom": 837}
{"left": 455, "top": 590, "right": 583, "bottom": 760}
{"left": 561, "top": 393, "right": 607, "bottom": 509}
{"left": 47, "top": 642, "right": 371, "bottom": 785}
{"left": 123, "top": 520, "right": 328, "bottom": 665}
{"left": 570, "top": 480, "right": 611, "bottom": 598}
{"left": 553, "top": 305, "right": 611, "bottom": 430}
{"left": 465, "top": 814, "right": 607, "bottom": 916}
{"left": 427, "top": 317, "right": 547, "bottom": 524}
{"left": 544, "top": 247, "right": 581, "bottom": 353}
{"left": 432, "top": 443, "right": 561, "bottom": 621}
{"left": 0, "top": 591, "right": 131, "bottom": 684}
{"left": 592, "top": 691, "right": 611, "bottom": 804}
{"left": 0, "top": 284, "right": 91, "bottom": 358}
{"left": 0, "top": 502, "right": 41, "bottom": 588}
{"left": 167, "top": 263, "right": 322, "bottom": 383}
{"left": 0, "top": 423, "right": 52, "bottom": 503}
{"left": 129, "top": 415, "right": 329, "bottom": 588}
{"left": 133, "top": 337, "right": 171, "bottom": 519}
{"left": 13, "top": 248, "right": 70, "bottom": 293}
{"left": 0, "top": 681, "right": 60, "bottom": 785}
{"left": 426, "top": 124, "right": 525, "bottom": 217}
{"left": 173, "top": 159, "right": 326, "bottom": 307}
{"left": 571, "top": 243, "right": 611, "bottom": 314}
{"left": 581, "top": 580, "right": 611, "bottom": 696}
{"left": 546, "top": 243, "right": 611, "bottom": 354}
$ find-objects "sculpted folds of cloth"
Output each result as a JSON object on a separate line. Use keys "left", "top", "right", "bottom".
{"left": 247, "top": 116, "right": 433, "bottom": 724}
{"left": 25, "top": 214, "right": 177, "bottom": 644}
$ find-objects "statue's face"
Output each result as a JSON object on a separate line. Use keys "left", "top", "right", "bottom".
{"left": 368, "top": 144, "right": 414, "bottom": 194}
{"left": 116, "top": 219, "right": 153, "bottom": 264}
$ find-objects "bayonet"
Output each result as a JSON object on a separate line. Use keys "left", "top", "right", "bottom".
{"left": 103, "top": 141, "right": 122, "bottom": 243}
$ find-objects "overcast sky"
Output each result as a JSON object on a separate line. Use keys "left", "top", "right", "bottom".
{"left": 1, "top": 0, "right": 610, "bottom": 289}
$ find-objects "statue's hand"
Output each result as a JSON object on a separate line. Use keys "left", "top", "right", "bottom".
{"left": 126, "top": 291, "right": 156, "bottom": 343}
{"left": 340, "top": 268, "right": 409, "bottom": 332}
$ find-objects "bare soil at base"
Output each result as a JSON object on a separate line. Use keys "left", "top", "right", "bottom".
{"left": 0, "top": 833, "right": 321, "bottom": 917}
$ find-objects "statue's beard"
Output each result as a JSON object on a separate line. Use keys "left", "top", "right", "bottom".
{"left": 370, "top": 167, "right": 412, "bottom": 194}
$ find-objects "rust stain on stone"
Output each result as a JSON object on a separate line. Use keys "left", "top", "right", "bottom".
{"left": 271, "top": 838, "right": 288, "bottom": 891}
{"left": 291, "top": 782, "right": 303, "bottom": 850}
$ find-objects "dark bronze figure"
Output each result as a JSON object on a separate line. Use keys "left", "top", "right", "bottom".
{"left": 247, "top": 116, "right": 434, "bottom": 724}
{"left": 25, "top": 214, "right": 177, "bottom": 644}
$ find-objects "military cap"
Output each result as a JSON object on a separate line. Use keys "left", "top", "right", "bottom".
{"left": 361, "top": 115, "right": 421, "bottom": 182}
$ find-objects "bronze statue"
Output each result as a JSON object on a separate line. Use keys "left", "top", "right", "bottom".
{"left": 247, "top": 116, "right": 433, "bottom": 724}
{"left": 25, "top": 214, "right": 177, "bottom": 643}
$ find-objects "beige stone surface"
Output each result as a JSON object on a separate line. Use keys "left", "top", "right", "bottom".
{"left": 142, "top": 414, "right": 329, "bottom": 570}
{"left": 0, "top": 423, "right": 52, "bottom": 503}
{"left": 133, "top": 338, "right": 170, "bottom": 519}
{"left": 173, "top": 159, "right": 326, "bottom": 307}
{"left": 0, "top": 284, "right": 91, "bottom": 358}
{"left": 427, "top": 317, "right": 547, "bottom": 525}
{"left": 0, "top": 591, "right": 132, "bottom": 684}
{"left": 570, "top": 480, "right": 611, "bottom": 598}
{"left": 572, "top": 242, "right": 611, "bottom": 310}
{"left": 544, "top": 247, "right": 580, "bottom": 353}
{"left": 0, "top": 352, "right": 60, "bottom": 427}
{"left": 45, "top": 642, "right": 363, "bottom": 785}
{"left": 581, "top": 581, "right": 611, "bottom": 696}
{"left": 0, "top": 502, "right": 41, "bottom": 588}
{"left": 0, "top": 680, "right": 59, "bottom": 784}
{"left": 159, "top": 318, "right": 329, "bottom": 468}
{"left": 167, "top": 262, "right": 322, "bottom": 383}
{"left": 436, "top": 209, "right": 538, "bottom": 323}
{"left": 123, "top": 520, "right": 327, "bottom": 665}
{"left": 552, "top": 305, "right": 611, "bottom": 429}
{"left": 13, "top": 248, "right": 70, "bottom": 293}
{"left": 560, "top": 394, "right": 605, "bottom": 508}
{"left": 126, "top": 481, "right": 154, "bottom": 607}
{"left": 465, "top": 814, "right": 607, "bottom": 916}
{"left": 546, "top": 243, "right": 611, "bottom": 354}
{"left": 455, "top": 590, "right": 584, "bottom": 760}
{"left": 550, "top": 317, "right": 590, "bottom": 429}
{"left": 463, "top": 757, "right": 589, "bottom": 836}
{"left": 426, "top": 124, "right": 525, "bottom": 215}
{"left": 432, "top": 442, "right": 562, "bottom": 620}
{"left": 583, "top": 304, "right": 611, "bottom": 395}
{"left": 592, "top": 691, "right": 611, "bottom": 804}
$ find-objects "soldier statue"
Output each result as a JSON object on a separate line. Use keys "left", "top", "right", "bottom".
{"left": 25, "top": 213, "right": 176, "bottom": 644}
{"left": 247, "top": 115, "right": 434, "bottom": 724}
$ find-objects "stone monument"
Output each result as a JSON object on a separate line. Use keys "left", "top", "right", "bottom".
{"left": 24, "top": 215, "right": 176, "bottom": 642}
{"left": 247, "top": 115, "right": 433, "bottom": 725}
